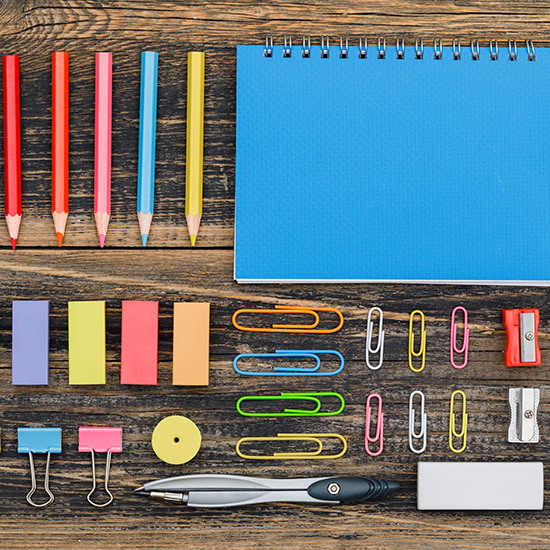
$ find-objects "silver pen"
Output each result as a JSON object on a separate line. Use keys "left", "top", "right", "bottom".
{"left": 135, "top": 473, "right": 399, "bottom": 508}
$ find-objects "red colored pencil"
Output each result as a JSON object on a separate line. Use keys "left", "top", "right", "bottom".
{"left": 52, "top": 52, "right": 69, "bottom": 247}
{"left": 3, "top": 55, "right": 21, "bottom": 250}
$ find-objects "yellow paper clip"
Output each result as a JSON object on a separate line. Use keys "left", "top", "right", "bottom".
{"left": 232, "top": 305, "right": 344, "bottom": 334}
{"left": 235, "top": 433, "right": 347, "bottom": 460}
{"left": 408, "top": 310, "right": 426, "bottom": 373}
{"left": 449, "top": 390, "right": 468, "bottom": 453}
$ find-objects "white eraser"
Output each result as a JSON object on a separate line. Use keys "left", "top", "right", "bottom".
{"left": 417, "top": 462, "right": 543, "bottom": 510}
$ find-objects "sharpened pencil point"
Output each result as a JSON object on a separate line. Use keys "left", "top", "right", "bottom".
{"left": 141, "top": 234, "right": 148, "bottom": 247}
{"left": 99, "top": 234, "right": 105, "bottom": 248}
{"left": 190, "top": 234, "right": 196, "bottom": 246}
{"left": 56, "top": 232, "right": 64, "bottom": 247}
{"left": 11, "top": 238, "right": 16, "bottom": 250}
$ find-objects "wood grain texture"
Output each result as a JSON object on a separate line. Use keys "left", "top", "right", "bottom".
{"left": 0, "top": 2, "right": 548, "bottom": 549}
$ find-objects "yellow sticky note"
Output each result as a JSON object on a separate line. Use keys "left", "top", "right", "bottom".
{"left": 69, "top": 301, "right": 106, "bottom": 385}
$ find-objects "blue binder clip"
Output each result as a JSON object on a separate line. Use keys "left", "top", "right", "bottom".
{"left": 18, "top": 427, "right": 62, "bottom": 508}
{"left": 233, "top": 350, "right": 345, "bottom": 376}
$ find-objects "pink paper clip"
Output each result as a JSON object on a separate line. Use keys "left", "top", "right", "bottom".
{"left": 79, "top": 427, "right": 122, "bottom": 508}
{"left": 450, "top": 306, "right": 469, "bottom": 369}
{"left": 365, "top": 393, "right": 383, "bottom": 457}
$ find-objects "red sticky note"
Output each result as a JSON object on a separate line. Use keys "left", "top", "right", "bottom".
{"left": 121, "top": 301, "right": 158, "bottom": 384}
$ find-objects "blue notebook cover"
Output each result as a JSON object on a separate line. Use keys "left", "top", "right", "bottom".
{"left": 235, "top": 43, "right": 550, "bottom": 284}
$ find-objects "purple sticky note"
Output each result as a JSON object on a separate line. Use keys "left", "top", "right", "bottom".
{"left": 12, "top": 301, "right": 50, "bottom": 385}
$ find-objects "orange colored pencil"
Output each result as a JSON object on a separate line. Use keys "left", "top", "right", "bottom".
{"left": 52, "top": 52, "right": 69, "bottom": 247}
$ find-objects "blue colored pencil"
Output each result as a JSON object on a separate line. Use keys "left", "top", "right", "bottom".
{"left": 137, "top": 51, "right": 159, "bottom": 247}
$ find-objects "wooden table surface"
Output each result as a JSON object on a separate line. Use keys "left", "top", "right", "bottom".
{"left": 0, "top": 1, "right": 549, "bottom": 548}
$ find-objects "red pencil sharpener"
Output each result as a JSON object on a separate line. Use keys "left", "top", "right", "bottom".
{"left": 502, "top": 308, "right": 541, "bottom": 367}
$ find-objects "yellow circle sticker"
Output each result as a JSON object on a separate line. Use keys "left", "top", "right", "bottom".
{"left": 151, "top": 415, "right": 202, "bottom": 465}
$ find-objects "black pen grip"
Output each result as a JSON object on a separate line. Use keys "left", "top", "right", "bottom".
{"left": 307, "top": 477, "right": 399, "bottom": 502}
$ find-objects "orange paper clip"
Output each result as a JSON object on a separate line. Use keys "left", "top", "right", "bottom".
{"left": 232, "top": 305, "right": 344, "bottom": 334}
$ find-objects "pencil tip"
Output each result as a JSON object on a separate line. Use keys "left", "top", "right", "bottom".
{"left": 99, "top": 234, "right": 105, "bottom": 248}
{"left": 190, "top": 234, "right": 196, "bottom": 246}
{"left": 141, "top": 234, "right": 148, "bottom": 247}
{"left": 56, "top": 232, "right": 63, "bottom": 247}
{"left": 11, "top": 237, "right": 16, "bottom": 251}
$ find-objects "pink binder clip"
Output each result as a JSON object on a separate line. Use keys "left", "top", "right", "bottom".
{"left": 79, "top": 427, "right": 122, "bottom": 507}
{"left": 450, "top": 306, "right": 469, "bottom": 369}
{"left": 365, "top": 393, "right": 383, "bottom": 457}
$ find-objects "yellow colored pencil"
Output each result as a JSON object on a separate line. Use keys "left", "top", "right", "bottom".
{"left": 185, "top": 52, "right": 205, "bottom": 246}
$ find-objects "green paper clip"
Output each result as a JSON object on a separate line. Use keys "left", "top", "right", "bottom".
{"left": 236, "top": 392, "right": 345, "bottom": 417}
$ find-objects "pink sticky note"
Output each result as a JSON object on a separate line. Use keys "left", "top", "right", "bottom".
{"left": 121, "top": 300, "right": 158, "bottom": 384}
{"left": 79, "top": 427, "right": 122, "bottom": 453}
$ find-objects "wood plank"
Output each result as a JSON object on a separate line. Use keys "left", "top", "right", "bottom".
{"left": 3, "top": 1, "right": 550, "bottom": 43}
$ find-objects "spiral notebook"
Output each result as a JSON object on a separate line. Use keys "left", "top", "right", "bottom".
{"left": 235, "top": 41, "right": 550, "bottom": 284}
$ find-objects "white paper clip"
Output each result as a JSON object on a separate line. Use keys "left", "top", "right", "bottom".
{"left": 408, "top": 390, "right": 427, "bottom": 454}
{"left": 508, "top": 388, "right": 539, "bottom": 443}
{"left": 365, "top": 307, "right": 385, "bottom": 370}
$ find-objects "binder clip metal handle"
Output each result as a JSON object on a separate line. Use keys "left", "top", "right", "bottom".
{"left": 26, "top": 451, "right": 54, "bottom": 508}
{"left": 87, "top": 449, "right": 114, "bottom": 507}
{"left": 79, "top": 427, "right": 122, "bottom": 507}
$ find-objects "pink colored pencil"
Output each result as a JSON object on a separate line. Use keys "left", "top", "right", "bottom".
{"left": 94, "top": 52, "right": 112, "bottom": 248}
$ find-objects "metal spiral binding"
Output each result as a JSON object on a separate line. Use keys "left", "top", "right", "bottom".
{"left": 340, "top": 37, "right": 348, "bottom": 59}
{"left": 490, "top": 40, "right": 499, "bottom": 60}
{"left": 509, "top": 40, "right": 518, "bottom": 61}
{"left": 433, "top": 39, "right": 443, "bottom": 60}
{"left": 396, "top": 38, "right": 405, "bottom": 59}
{"left": 452, "top": 39, "right": 461, "bottom": 60}
{"left": 283, "top": 36, "right": 292, "bottom": 58}
{"left": 526, "top": 40, "right": 536, "bottom": 61}
{"left": 377, "top": 38, "right": 386, "bottom": 59}
{"left": 415, "top": 39, "right": 423, "bottom": 59}
{"left": 359, "top": 37, "right": 367, "bottom": 59}
{"left": 321, "top": 36, "right": 329, "bottom": 58}
{"left": 264, "top": 35, "right": 273, "bottom": 58}
{"left": 302, "top": 36, "right": 311, "bottom": 58}
{"left": 471, "top": 40, "right": 480, "bottom": 60}
{"left": 263, "top": 36, "right": 537, "bottom": 62}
